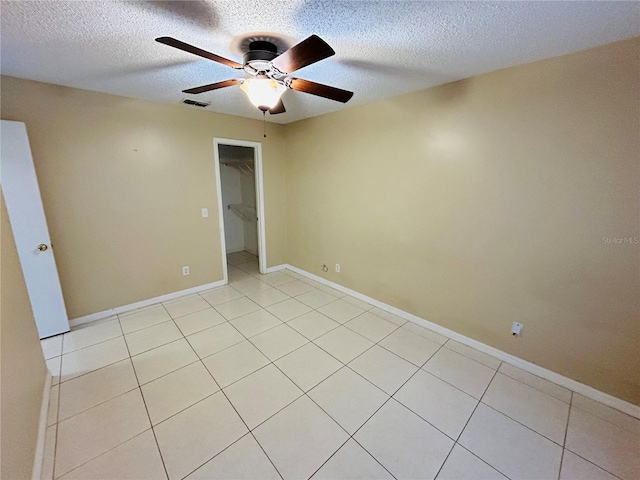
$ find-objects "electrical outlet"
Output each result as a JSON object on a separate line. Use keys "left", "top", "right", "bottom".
{"left": 511, "top": 322, "right": 523, "bottom": 336}
{"left": 201, "top": 208, "right": 209, "bottom": 218}
{"left": 182, "top": 266, "right": 190, "bottom": 276}
{"left": 335, "top": 264, "right": 341, "bottom": 273}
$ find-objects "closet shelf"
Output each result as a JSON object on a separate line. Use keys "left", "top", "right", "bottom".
{"left": 223, "top": 162, "right": 254, "bottom": 176}
{"left": 228, "top": 204, "right": 257, "bottom": 222}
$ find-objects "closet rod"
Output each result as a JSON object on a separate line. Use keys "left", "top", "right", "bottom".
{"left": 228, "top": 204, "right": 257, "bottom": 222}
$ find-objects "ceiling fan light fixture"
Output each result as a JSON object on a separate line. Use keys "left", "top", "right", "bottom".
{"left": 240, "top": 78, "right": 286, "bottom": 111}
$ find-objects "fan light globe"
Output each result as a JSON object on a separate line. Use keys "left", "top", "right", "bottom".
{"left": 240, "top": 78, "right": 286, "bottom": 111}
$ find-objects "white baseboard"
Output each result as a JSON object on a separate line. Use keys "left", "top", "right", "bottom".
{"left": 32, "top": 371, "right": 52, "bottom": 480}
{"left": 69, "top": 279, "right": 226, "bottom": 328}
{"left": 69, "top": 264, "right": 286, "bottom": 327}
{"left": 264, "top": 264, "right": 286, "bottom": 274}
{"left": 285, "top": 264, "right": 640, "bottom": 419}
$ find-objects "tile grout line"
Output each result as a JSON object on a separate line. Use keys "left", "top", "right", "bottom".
{"left": 208, "top": 301, "right": 389, "bottom": 392}
{"left": 118, "top": 313, "right": 171, "bottom": 480}
{"left": 299, "top": 324, "right": 413, "bottom": 479}
{"left": 241, "top": 336, "right": 359, "bottom": 479}
{"left": 415, "top": 366, "right": 487, "bottom": 403}
{"left": 436, "top": 362, "right": 509, "bottom": 480}
{"left": 333, "top": 340, "right": 450, "bottom": 477}
{"left": 497, "top": 368, "right": 572, "bottom": 404}
{"left": 212, "top": 296, "right": 400, "bottom": 478}
{"left": 57, "top": 336, "right": 167, "bottom": 387}
{"left": 470, "top": 370, "right": 582, "bottom": 449}
{"left": 245, "top": 432, "right": 285, "bottom": 480}
{"left": 125, "top": 326, "right": 187, "bottom": 357}
{"left": 553, "top": 392, "right": 627, "bottom": 480}
{"left": 57, "top": 327, "right": 123, "bottom": 355}
{"left": 50, "top": 334, "right": 65, "bottom": 480}
{"left": 310, "top": 326, "right": 402, "bottom": 391}
{"left": 347, "top": 437, "right": 399, "bottom": 480}
{"left": 557, "top": 391, "right": 573, "bottom": 480}
{"left": 69, "top": 304, "right": 224, "bottom": 358}
{"left": 54, "top": 361, "right": 139, "bottom": 422}
{"left": 385, "top": 349, "right": 510, "bottom": 451}
{"left": 66, "top": 323, "right": 218, "bottom": 419}
{"left": 173, "top": 300, "right": 277, "bottom": 477}
{"left": 154, "top": 320, "right": 245, "bottom": 480}
{"left": 560, "top": 398, "right": 638, "bottom": 435}
{"left": 298, "top": 314, "right": 469, "bottom": 451}
{"left": 164, "top": 304, "right": 213, "bottom": 321}
{"left": 51, "top": 341, "right": 126, "bottom": 383}
{"left": 478, "top": 402, "right": 569, "bottom": 448}
{"left": 455, "top": 365, "right": 501, "bottom": 439}
{"left": 456, "top": 363, "right": 500, "bottom": 434}
{"left": 280, "top": 281, "right": 541, "bottom": 404}
{"left": 52, "top": 429, "right": 159, "bottom": 479}
{"left": 150, "top": 389, "right": 222, "bottom": 429}
{"left": 560, "top": 449, "right": 625, "bottom": 480}
{"left": 368, "top": 329, "right": 580, "bottom": 469}
{"left": 185, "top": 326, "right": 287, "bottom": 480}
{"left": 454, "top": 444, "right": 513, "bottom": 480}
{"left": 229, "top": 284, "right": 370, "bottom": 363}
{"left": 305, "top": 437, "right": 369, "bottom": 480}
{"left": 50, "top": 317, "right": 168, "bottom": 480}
{"left": 179, "top": 430, "right": 281, "bottom": 480}
{"left": 197, "top": 284, "right": 245, "bottom": 306}
{"left": 441, "top": 341, "right": 503, "bottom": 370}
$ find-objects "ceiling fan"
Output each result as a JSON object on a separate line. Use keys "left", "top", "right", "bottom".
{"left": 156, "top": 35, "right": 354, "bottom": 115}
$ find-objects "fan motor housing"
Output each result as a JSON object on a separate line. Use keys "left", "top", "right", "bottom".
{"left": 243, "top": 41, "right": 278, "bottom": 75}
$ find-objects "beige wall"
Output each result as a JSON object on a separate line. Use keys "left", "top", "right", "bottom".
{"left": 1, "top": 190, "right": 48, "bottom": 479}
{"left": 0, "top": 77, "right": 287, "bottom": 318}
{"left": 285, "top": 38, "right": 640, "bottom": 405}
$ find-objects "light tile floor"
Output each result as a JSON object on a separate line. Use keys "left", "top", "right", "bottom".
{"left": 40, "top": 254, "right": 640, "bottom": 480}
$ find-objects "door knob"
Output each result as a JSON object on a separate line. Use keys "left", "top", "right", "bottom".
{"left": 37, "top": 244, "right": 49, "bottom": 252}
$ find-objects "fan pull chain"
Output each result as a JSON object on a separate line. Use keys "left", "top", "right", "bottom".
{"left": 263, "top": 111, "right": 267, "bottom": 138}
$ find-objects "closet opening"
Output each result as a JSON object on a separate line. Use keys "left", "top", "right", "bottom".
{"left": 213, "top": 138, "right": 266, "bottom": 283}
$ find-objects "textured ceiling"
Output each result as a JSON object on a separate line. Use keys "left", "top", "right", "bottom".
{"left": 1, "top": 1, "right": 638, "bottom": 124}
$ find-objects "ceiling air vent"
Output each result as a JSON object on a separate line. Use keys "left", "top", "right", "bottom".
{"left": 181, "top": 98, "right": 210, "bottom": 108}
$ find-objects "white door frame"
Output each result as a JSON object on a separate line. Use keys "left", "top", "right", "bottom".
{"left": 213, "top": 138, "right": 267, "bottom": 281}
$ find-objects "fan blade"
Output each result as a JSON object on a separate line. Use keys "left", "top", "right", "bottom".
{"left": 183, "top": 79, "right": 241, "bottom": 94}
{"left": 269, "top": 99, "right": 286, "bottom": 114}
{"left": 289, "top": 78, "right": 353, "bottom": 103}
{"left": 272, "top": 35, "right": 335, "bottom": 74}
{"left": 156, "top": 37, "right": 242, "bottom": 69}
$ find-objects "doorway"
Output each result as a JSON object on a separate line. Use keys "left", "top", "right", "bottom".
{"left": 213, "top": 138, "right": 266, "bottom": 283}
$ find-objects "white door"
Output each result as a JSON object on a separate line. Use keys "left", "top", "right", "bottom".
{"left": 1, "top": 120, "right": 70, "bottom": 338}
